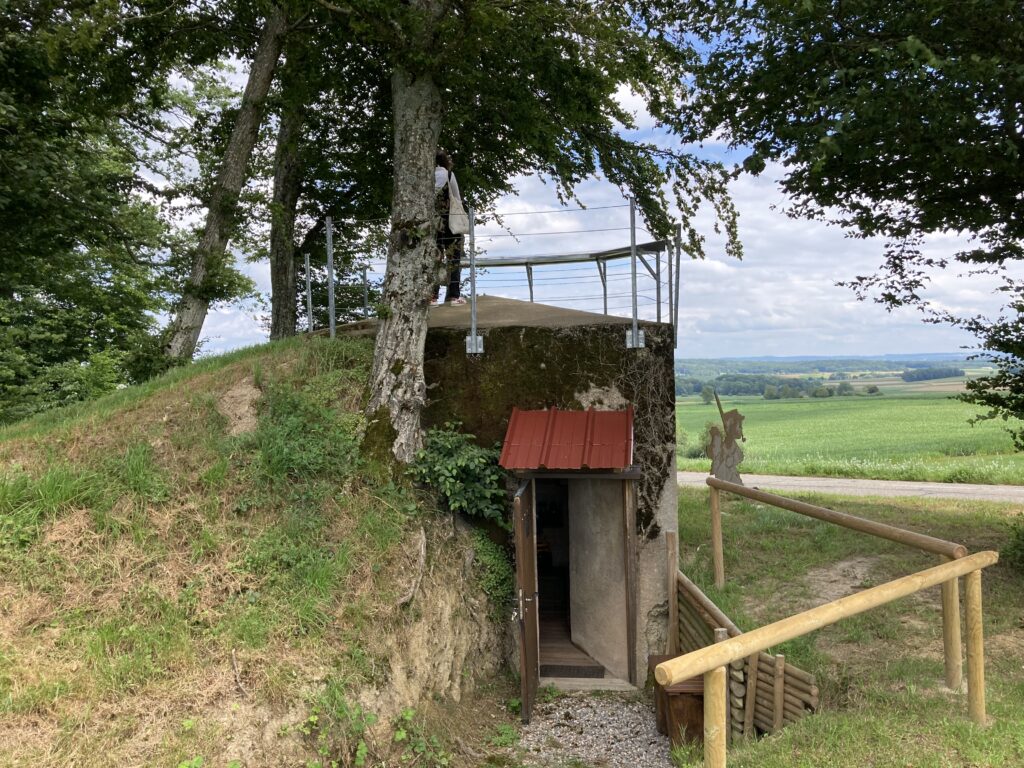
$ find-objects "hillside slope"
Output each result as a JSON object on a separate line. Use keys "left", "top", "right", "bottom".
{"left": 0, "top": 337, "right": 503, "bottom": 767}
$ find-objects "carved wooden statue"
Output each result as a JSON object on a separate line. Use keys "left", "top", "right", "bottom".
{"left": 707, "top": 393, "right": 745, "bottom": 485}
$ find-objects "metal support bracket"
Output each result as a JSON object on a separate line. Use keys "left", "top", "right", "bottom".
{"left": 626, "top": 329, "right": 645, "bottom": 349}
{"left": 466, "top": 335, "right": 484, "bottom": 354}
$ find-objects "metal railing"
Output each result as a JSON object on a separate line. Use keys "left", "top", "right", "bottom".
{"left": 311, "top": 199, "right": 684, "bottom": 352}
{"left": 658, "top": 477, "right": 999, "bottom": 767}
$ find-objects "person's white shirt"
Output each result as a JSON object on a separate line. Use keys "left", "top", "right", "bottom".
{"left": 434, "top": 166, "right": 462, "bottom": 204}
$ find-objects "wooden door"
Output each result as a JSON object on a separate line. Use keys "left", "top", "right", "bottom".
{"left": 514, "top": 479, "right": 539, "bottom": 724}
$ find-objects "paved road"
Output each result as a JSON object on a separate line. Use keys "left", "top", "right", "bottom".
{"left": 677, "top": 471, "right": 1024, "bottom": 504}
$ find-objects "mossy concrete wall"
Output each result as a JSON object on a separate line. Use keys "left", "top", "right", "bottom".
{"left": 423, "top": 320, "right": 677, "bottom": 677}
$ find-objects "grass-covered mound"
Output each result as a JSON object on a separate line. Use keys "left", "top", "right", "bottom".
{"left": 0, "top": 337, "right": 505, "bottom": 767}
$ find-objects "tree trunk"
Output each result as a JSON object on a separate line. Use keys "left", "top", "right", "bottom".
{"left": 268, "top": 97, "right": 304, "bottom": 340}
{"left": 366, "top": 67, "right": 444, "bottom": 462}
{"left": 163, "top": 7, "right": 288, "bottom": 359}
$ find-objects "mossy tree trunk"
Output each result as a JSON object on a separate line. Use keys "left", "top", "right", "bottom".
{"left": 268, "top": 72, "right": 304, "bottom": 340}
{"left": 366, "top": 66, "right": 443, "bottom": 462}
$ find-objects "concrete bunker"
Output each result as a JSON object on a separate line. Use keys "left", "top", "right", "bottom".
{"left": 420, "top": 296, "right": 678, "bottom": 723}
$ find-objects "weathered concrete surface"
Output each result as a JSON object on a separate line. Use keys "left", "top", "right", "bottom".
{"left": 569, "top": 479, "right": 628, "bottom": 681}
{"left": 677, "top": 471, "right": 1024, "bottom": 503}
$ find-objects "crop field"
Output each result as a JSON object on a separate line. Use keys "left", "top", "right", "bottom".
{"left": 677, "top": 392, "right": 1024, "bottom": 484}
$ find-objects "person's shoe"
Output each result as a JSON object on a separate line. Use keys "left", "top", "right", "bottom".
{"left": 448, "top": 297, "right": 467, "bottom": 305}
{"left": 429, "top": 298, "right": 439, "bottom": 305}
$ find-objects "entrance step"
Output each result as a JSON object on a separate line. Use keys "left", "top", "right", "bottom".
{"left": 540, "top": 676, "right": 636, "bottom": 692}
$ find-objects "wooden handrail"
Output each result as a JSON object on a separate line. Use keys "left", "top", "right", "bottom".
{"left": 706, "top": 477, "right": 968, "bottom": 559}
{"left": 656, "top": 550, "right": 997, "bottom": 686}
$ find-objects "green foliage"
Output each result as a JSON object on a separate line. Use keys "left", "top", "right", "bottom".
{"left": 1003, "top": 517, "right": 1024, "bottom": 575}
{"left": 901, "top": 367, "right": 966, "bottom": 382}
{"left": 409, "top": 425, "right": 509, "bottom": 526}
{"left": 470, "top": 530, "right": 515, "bottom": 619}
{"left": 487, "top": 723, "right": 518, "bottom": 748}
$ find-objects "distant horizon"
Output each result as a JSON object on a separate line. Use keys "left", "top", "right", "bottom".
{"left": 676, "top": 352, "right": 973, "bottom": 362}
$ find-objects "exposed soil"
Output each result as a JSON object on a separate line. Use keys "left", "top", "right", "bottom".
{"left": 218, "top": 377, "right": 261, "bottom": 436}
{"left": 804, "top": 556, "right": 879, "bottom": 606}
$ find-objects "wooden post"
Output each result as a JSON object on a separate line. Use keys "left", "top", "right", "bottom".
{"left": 667, "top": 531, "right": 679, "bottom": 655}
{"left": 940, "top": 556, "right": 963, "bottom": 690}
{"left": 964, "top": 569, "right": 987, "bottom": 726}
{"left": 714, "top": 628, "right": 730, "bottom": 744}
{"left": 710, "top": 486, "right": 725, "bottom": 589}
{"left": 772, "top": 654, "right": 786, "bottom": 732}
{"left": 742, "top": 653, "right": 759, "bottom": 738}
{"left": 704, "top": 629, "right": 729, "bottom": 768}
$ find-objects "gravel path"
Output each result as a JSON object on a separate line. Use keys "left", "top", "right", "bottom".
{"left": 678, "top": 471, "right": 1024, "bottom": 504}
{"left": 516, "top": 692, "right": 671, "bottom": 767}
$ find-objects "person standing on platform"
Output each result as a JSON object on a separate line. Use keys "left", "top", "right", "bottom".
{"left": 432, "top": 150, "right": 467, "bottom": 305}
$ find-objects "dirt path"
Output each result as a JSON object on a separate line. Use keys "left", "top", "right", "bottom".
{"left": 677, "top": 471, "right": 1024, "bottom": 504}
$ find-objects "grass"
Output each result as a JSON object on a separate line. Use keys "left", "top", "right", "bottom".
{"left": 0, "top": 335, "right": 507, "bottom": 767}
{"left": 677, "top": 393, "right": 1024, "bottom": 484}
{"left": 674, "top": 487, "right": 1024, "bottom": 767}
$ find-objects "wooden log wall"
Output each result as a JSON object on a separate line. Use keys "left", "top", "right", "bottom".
{"left": 675, "top": 572, "right": 819, "bottom": 740}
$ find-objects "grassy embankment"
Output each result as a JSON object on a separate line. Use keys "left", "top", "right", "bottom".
{"left": 0, "top": 336, "right": 517, "bottom": 767}
{"left": 672, "top": 487, "right": 1024, "bottom": 768}
{"left": 677, "top": 391, "right": 1024, "bottom": 485}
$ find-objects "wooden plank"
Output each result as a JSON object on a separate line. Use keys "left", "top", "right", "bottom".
{"left": 676, "top": 571, "right": 743, "bottom": 637}
{"left": 772, "top": 654, "right": 786, "bottom": 732}
{"left": 742, "top": 653, "right": 759, "bottom": 737}
{"left": 513, "top": 480, "right": 540, "bottom": 724}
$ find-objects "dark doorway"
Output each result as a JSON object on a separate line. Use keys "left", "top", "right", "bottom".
{"left": 534, "top": 479, "right": 603, "bottom": 678}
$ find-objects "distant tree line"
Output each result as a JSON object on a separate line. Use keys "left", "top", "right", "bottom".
{"left": 900, "top": 367, "right": 966, "bottom": 382}
{"left": 677, "top": 373, "right": 878, "bottom": 399}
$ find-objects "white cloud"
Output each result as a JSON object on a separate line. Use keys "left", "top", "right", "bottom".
{"left": 193, "top": 155, "right": 1014, "bottom": 360}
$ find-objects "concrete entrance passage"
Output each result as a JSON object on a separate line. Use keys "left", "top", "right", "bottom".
{"left": 534, "top": 478, "right": 630, "bottom": 682}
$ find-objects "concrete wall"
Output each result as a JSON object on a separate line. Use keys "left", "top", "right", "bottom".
{"left": 423, "top": 316, "right": 678, "bottom": 683}
{"left": 568, "top": 479, "right": 628, "bottom": 681}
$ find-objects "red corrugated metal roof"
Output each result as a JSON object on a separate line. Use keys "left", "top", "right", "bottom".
{"left": 499, "top": 407, "right": 634, "bottom": 470}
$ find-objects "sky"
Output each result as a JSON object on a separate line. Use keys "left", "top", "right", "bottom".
{"left": 198, "top": 90, "right": 1016, "bottom": 360}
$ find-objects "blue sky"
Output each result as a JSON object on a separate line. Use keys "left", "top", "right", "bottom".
{"left": 198, "top": 88, "right": 1016, "bottom": 360}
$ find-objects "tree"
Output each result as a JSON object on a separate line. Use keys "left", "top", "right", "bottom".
{"left": 700, "top": 386, "right": 716, "bottom": 405}
{"left": 312, "top": 0, "right": 741, "bottom": 461}
{"left": 678, "top": 0, "right": 1024, "bottom": 446}
{"left": 0, "top": 0, "right": 198, "bottom": 421}
{"left": 836, "top": 382, "right": 855, "bottom": 396}
{"left": 163, "top": 6, "right": 290, "bottom": 358}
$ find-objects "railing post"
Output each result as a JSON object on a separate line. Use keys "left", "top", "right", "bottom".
{"left": 704, "top": 628, "right": 729, "bottom": 768}
{"left": 466, "top": 206, "right": 482, "bottom": 354}
{"left": 361, "top": 265, "right": 369, "bottom": 317}
{"left": 940, "top": 556, "right": 963, "bottom": 690}
{"left": 964, "top": 569, "right": 987, "bottom": 725}
{"left": 710, "top": 485, "right": 725, "bottom": 589}
{"left": 304, "top": 251, "right": 313, "bottom": 331}
{"left": 326, "top": 215, "right": 336, "bottom": 339}
{"left": 626, "top": 196, "right": 643, "bottom": 348}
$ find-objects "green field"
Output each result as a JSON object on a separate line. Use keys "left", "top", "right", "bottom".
{"left": 677, "top": 392, "right": 1024, "bottom": 484}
